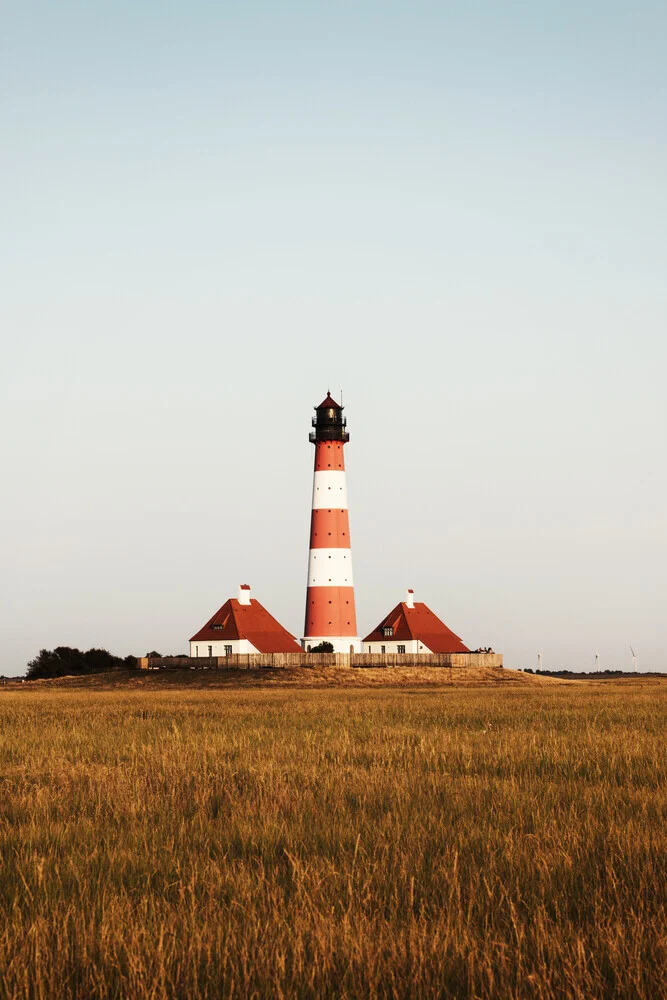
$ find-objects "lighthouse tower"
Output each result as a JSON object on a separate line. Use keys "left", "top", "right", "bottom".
{"left": 302, "top": 394, "right": 361, "bottom": 653}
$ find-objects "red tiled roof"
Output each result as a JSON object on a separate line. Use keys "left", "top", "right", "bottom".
{"left": 190, "top": 598, "right": 302, "bottom": 653}
{"left": 362, "top": 602, "right": 469, "bottom": 653}
{"left": 316, "top": 393, "right": 342, "bottom": 409}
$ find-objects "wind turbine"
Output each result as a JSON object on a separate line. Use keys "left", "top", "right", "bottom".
{"left": 537, "top": 651, "right": 543, "bottom": 671}
{"left": 630, "top": 646, "right": 638, "bottom": 672}
{"left": 595, "top": 650, "right": 600, "bottom": 672}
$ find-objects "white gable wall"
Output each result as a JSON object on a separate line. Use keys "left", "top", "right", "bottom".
{"left": 364, "top": 639, "right": 433, "bottom": 654}
{"left": 190, "top": 639, "right": 259, "bottom": 657}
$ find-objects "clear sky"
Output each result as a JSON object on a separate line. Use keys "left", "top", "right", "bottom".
{"left": 2, "top": 0, "right": 666, "bottom": 675}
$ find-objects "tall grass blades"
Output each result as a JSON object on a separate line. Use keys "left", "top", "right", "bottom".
{"left": 0, "top": 684, "right": 666, "bottom": 998}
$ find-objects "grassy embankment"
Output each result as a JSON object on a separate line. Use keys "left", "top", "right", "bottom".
{"left": 1, "top": 678, "right": 666, "bottom": 999}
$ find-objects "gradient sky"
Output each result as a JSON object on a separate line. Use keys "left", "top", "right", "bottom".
{"left": 2, "top": 0, "right": 666, "bottom": 675}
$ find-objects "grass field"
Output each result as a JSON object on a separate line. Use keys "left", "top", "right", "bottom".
{"left": 1, "top": 675, "right": 666, "bottom": 999}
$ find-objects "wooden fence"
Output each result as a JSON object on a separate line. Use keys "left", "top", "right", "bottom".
{"left": 137, "top": 652, "right": 503, "bottom": 671}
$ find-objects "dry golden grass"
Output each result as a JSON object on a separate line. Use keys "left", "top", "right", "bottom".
{"left": 1, "top": 679, "right": 666, "bottom": 998}
{"left": 18, "top": 664, "right": 556, "bottom": 690}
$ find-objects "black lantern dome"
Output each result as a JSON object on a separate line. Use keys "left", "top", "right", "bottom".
{"left": 309, "top": 393, "right": 349, "bottom": 443}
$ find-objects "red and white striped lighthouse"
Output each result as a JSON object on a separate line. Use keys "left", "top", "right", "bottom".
{"left": 302, "top": 393, "right": 360, "bottom": 653}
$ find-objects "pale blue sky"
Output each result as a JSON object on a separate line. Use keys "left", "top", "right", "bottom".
{"left": 2, "top": 1, "right": 666, "bottom": 674}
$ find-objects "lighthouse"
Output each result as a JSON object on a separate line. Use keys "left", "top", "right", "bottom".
{"left": 302, "top": 394, "right": 361, "bottom": 653}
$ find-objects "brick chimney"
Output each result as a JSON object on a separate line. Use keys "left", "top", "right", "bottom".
{"left": 238, "top": 584, "right": 251, "bottom": 606}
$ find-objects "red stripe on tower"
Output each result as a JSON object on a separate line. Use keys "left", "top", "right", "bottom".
{"left": 301, "top": 394, "right": 360, "bottom": 652}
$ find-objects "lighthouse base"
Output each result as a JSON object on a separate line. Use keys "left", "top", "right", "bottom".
{"left": 301, "top": 636, "right": 361, "bottom": 654}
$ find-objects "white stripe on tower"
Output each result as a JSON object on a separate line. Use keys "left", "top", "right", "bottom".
{"left": 301, "top": 393, "right": 360, "bottom": 653}
{"left": 307, "top": 549, "right": 354, "bottom": 587}
{"left": 311, "top": 471, "right": 349, "bottom": 509}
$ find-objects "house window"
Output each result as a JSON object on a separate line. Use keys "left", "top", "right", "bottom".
{"left": 382, "top": 626, "right": 393, "bottom": 637}
{"left": 397, "top": 645, "right": 406, "bottom": 654}
{"left": 195, "top": 645, "right": 199, "bottom": 657}
{"left": 208, "top": 645, "right": 213, "bottom": 657}
{"left": 368, "top": 646, "right": 371, "bottom": 653}
{"left": 224, "top": 645, "right": 232, "bottom": 656}
{"left": 381, "top": 645, "right": 386, "bottom": 654}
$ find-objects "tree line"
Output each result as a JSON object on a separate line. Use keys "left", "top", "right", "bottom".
{"left": 26, "top": 647, "right": 137, "bottom": 680}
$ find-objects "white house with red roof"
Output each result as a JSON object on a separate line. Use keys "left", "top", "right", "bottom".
{"left": 362, "top": 590, "right": 470, "bottom": 655}
{"left": 189, "top": 585, "right": 302, "bottom": 657}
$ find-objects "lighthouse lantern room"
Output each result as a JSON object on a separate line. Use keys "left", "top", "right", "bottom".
{"left": 302, "top": 394, "right": 361, "bottom": 653}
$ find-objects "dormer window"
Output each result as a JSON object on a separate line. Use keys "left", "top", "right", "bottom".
{"left": 382, "top": 626, "right": 393, "bottom": 637}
